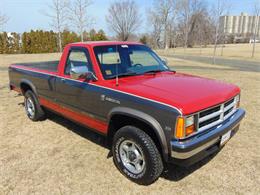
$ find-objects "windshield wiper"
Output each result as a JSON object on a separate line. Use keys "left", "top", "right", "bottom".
{"left": 143, "top": 69, "right": 175, "bottom": 75}
{"left": 143, "top": 70, "right": 163, "bottom": 74}
{"left": 107, "top": 72, "right": 137, "bottom": 79}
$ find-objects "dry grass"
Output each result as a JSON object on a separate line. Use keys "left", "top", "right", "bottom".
{"left": 157, "top": 43, "right": 260, "bottom": 61}
{"left": 0, "top": 53, "right": 259, "bottom": 194}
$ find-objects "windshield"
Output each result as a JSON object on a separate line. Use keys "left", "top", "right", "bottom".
{"left": 93, "top": 44, "right": 169, "bottom": 79}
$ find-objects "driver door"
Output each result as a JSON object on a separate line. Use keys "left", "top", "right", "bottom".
{"left": 55, "top": 47, "right": 100, "bottom": 118}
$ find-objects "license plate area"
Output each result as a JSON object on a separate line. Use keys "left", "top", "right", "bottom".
{"left": 220, "top": 130, "right": 232, "bottom": 146}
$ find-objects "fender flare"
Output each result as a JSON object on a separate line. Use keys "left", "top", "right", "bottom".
{"left": 108, "top": 107, "right": 169, "bottom": 160}
{"left": 20, "top": 79, "right": 38, "bottom": 96}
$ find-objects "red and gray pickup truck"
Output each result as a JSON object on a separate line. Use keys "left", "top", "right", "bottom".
{"left": 9, "top": 41, "right": 245, "bottom": 185}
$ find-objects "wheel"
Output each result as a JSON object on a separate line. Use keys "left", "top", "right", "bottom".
{"left": 24, "top": 90, "right": 46, "bottom": 121}
{"left": 112, "top": 126, "right": 163, "bottom": 185}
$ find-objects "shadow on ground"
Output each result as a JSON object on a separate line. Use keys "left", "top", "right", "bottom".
{"left": 45, "top": 110, "right": 108, "bottom": 149}
{"left": 0, "top": 67, "right": 8, "bottom": 71}
{"left": 161, "top": 152, "right": 217, "bottom": 181}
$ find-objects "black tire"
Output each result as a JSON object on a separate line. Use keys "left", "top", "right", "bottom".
{"left": 112, "top": 126, "right": 163, "bottom": 185}
{"left": 24, "top": 90, "right": 46, "bottom": 121}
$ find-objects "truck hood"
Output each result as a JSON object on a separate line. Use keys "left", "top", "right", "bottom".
{"left": 105, "top": 72, "right": 240, "bottom": 115}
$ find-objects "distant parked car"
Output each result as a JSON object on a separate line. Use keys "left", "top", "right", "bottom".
{"left": 249, "top": 38, "right": 260, "bottom": 43}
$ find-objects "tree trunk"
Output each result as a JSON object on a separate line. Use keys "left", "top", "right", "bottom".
{"left": 58, "top": 31, "right": 62, "bottom": 52}
{"left": 252, "top": 15, "right": 259, "bottom": 58}
{"left": 213, "top": 42, "right": 217, "bottom": 64}
{"left": 80, "top": 29, "right": 83, "bottom": 42}
{"left": 213, "top": 23, "right": 219, "bottom": 64}
{"left": 221, "top": 42, "right": 224, "bottom": 56}
{"left": 164, "top": 24, "right": 168, "bottom": 50}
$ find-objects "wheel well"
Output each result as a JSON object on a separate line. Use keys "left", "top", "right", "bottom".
{"left": 20, "top": 83, "right": 32, "bottom": 95}
{"left": 108, "top": 114, "right": 164, "bottom": 159}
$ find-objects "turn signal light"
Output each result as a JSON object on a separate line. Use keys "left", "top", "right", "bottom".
{"left": 175, "top": 117, "right": 185, "bottom": 139}
{"left": 235, "top": 94, "right": 240, "bottom": 109}
{"left": 175, "top": 116, "right": 196, "bottom": 139}
{"left": 185, "top": 125, "right": 195, "bottom": 136}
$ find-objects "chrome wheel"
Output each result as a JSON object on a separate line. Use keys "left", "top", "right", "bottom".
{"left": 25, "top": 97, "right": 35, "bottom": 118}
{"left": 119, "top": 140, "right": 145, "bottom": 174}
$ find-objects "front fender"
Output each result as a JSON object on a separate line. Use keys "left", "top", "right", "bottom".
{"left": 108, "top": 107, "right": 169, "bottom": 160}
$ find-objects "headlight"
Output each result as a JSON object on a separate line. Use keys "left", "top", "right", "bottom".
{"left": 185, "top": 116, "right": 195, "bottom": 136}
{"left": 234, "top": 94, "right": 240, "bottom": 109}
{"left": 186, "top": 116, "right": 194, "bottom": 127}
{"left": 175, "top": 115, "right": 196, "bottom": 139}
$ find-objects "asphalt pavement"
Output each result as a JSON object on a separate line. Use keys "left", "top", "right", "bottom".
{"left": 163, "top": 54, "right": 260, "bottom": 72}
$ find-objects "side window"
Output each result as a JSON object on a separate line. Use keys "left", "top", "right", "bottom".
{"left": 64, "top": 49, "right": 92, "bottom": 75}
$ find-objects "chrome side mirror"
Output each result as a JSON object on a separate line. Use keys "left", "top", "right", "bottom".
{"left": 70, "top": 66, "right": 98, "bottom": 81}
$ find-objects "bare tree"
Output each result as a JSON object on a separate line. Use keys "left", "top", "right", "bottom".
{"left": 69, "top": 0, "right": 93, "bottom": 42}
{"left": 179, "top": 0, "right": 192, "bottom": 50}
{"left": 186, "top": 0, "right": 209, "bottom": 47}
{"left": 211, "top": 0, "right": 229, "bottom": 64}
{"left": 45, "top": 0, "right": 69, "bottom": 52}
{"left": 148, "top": 0, "right": 213, "bottom": 49}
{"left": 148, "top": 0, "right": 178, "bottom": 49}
{"left": 168, "top": 18, "right": 177, "bottom": 49}
{"left": 148, "top": 12, "right": 163, "bottom": 48}
{"left": 0, "top": 11, "right": 9, "bottom": 31}
{"left": 106, "top": 0, "right": 141, "bottom": 41}
{"left": 178, "top": 0, "right": 210, "bottom": 49}
{"left": 252, "top": 0, "right": 260, "bottom": 58}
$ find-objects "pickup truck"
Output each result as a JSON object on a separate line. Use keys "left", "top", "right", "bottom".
{"left": 9, "top": 41, "right": 245, "bottom": 185}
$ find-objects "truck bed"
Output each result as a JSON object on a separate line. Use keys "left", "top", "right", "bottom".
{"left": 14, "top": 61, "right": 59, "bottom": 72}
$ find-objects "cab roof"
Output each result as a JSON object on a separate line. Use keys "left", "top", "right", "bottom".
{"left": 67, "top": 41, "right": 143, "bottom": 47}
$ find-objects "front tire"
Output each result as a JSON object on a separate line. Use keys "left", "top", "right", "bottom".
{"left": 112, "top": 126, "right": 163, "bottom": 185}
{"left": 24, "top": 90, "right": 46, "bottom": 121}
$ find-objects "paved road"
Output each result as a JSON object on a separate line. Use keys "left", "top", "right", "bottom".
{"left": 163, "top": 54, "right": 260, "bottom": 72}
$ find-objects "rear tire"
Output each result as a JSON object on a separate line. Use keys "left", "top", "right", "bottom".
{"left": 112, "top": 125, "right": 163, "bottom": 185}
{"left": 24, "top": 90, "right": 46, "bottom": 121}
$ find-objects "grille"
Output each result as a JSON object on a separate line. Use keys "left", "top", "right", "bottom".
{"left": 198, "top": 97, "right": 237, "bottom": 132}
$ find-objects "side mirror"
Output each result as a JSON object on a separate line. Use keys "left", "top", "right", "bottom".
{"left": 162, "top": 58, "right": 168, "bottom": 66}
{"left": 70, "top": 66, "right": 98, "bottom": 81}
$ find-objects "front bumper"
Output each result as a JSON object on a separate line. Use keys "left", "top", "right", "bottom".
{"left": 170, "top": 108, "right": 245, "bottom": 166}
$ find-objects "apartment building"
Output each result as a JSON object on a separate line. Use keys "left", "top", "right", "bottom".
{"left": 220, "top": 12, "right": 260, "bottom": 37}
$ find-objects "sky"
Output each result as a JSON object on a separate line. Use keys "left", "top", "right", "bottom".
{"left": 0, "top": 0, "right": 257, "bottom": 35}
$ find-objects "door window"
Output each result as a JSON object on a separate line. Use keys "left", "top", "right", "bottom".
{"left": 64, "top": 49, "right": 93, "bottom": 75}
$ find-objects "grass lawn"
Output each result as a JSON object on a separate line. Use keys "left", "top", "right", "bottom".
{"left": 0, "top": 52, "right": 259, "bottom": 194}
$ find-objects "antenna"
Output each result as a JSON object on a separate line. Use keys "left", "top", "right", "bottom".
{"left": 116, "top": 64, "right": 119, "bottom": 86}
{"left": 116, "top": 45, "right": 119, "bottom": 86}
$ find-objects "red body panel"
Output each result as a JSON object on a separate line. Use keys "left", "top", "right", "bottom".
{"left": 11, "top": 42, "right": 241, "bottom": 116}
{"left": 95, "top": 72, "right": 240, "bottom": 115}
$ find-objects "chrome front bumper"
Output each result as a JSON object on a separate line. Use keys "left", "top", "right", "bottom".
{"left": 171, "top": 108, "right": 245, "bottom": 160}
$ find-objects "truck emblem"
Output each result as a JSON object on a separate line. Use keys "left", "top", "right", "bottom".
{"left": 105, "top": 97, "right": 120, "bottom": 104}
{"left": 100, "top": 95, "right": 120, "bottom": 104}
{"left": 165, "top": 126, "right": 172, "bottom": 131}
{"left": 100, "top": 94, "right": 105, "bottom": 101}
